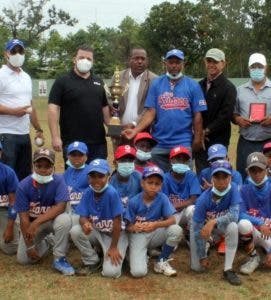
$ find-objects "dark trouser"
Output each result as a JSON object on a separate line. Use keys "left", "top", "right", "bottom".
{"left": 62, "top": 142, "right": 108, "bottom": 169}
{"left": 236, "top": 136, "right": 268, "bottom": 180}
{"left": 194, "top": 149, "right": 209, "bottom": 175}
{"left": 0, "top": 133, "right": 32, "bottom": 180}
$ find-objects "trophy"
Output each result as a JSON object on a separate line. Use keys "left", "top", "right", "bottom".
{"left": 105, "top": 66, "right": 128, "bottom": 137}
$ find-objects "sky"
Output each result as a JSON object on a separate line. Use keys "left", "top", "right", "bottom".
{"left": 0, "top": 0, "right": 181, "bottom": 36}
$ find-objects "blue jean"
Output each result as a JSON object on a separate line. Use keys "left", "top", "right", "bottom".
{"left": 0, "top": 133, "right": 32, "bottom": 180}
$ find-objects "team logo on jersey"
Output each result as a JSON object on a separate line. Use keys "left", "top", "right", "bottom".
{"left": 158, "top": 92, "right": 190, "bottom": 110}
{"left": 29, "top": 201, "right": 51, "bottom": 218}
{"left": 0, "top": 194, "right": 9, "bottom": 207}
{"left": 206, "top": 209, "right": 228, "bottom": 220}
{"left": 169, "top": 194, "right": 184, "bottom": 204}
{"left": 199, "top": 99, "right": 207, "bottom": 106}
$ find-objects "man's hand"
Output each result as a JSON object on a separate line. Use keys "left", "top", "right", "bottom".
{"left": 235, "top": 116, "right": 251, "bottom": 128}
{"left": 82, "top": 222, "right": 92, "bottom": 235}
{"left": 192, "top": 138, "right": 202, "bottom": 153}
{"left": 259, "top": 224, "right": 271, "bottom": 239}
{"left": 107, "top": 246, "right": 122, "bottom": 266}
{"left": 260, "top": 116, "right": 271, "bottom": 127}
{"left": 121, "top": 128, "right": 137, "bottom": 140}
{"left": 201, "top": 219, "right": 216, "bottom": 240}
{"left": 52, "top": 136, "right": 62, "bottom": 152}
{"left": 3, "top": 227, "right": 14, "bottom": 243}
{"left": 26, "top": 222, "right": 39, "bottom": 241}
{"left": 12, "top": 106, "right": 32, "bottom": 117}
{"left": 27, "top": 247, "right": 40, "bottom": 261}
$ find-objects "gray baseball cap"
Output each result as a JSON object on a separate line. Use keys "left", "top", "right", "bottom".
{"left": 205, "top": 48, "right": 225, "bottom": 62}
{"left": 246, "top": 152, "right": 267, "bottom": 169}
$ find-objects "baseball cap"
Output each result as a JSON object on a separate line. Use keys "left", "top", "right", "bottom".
{"left": 170, "top": 146, "right": 191, "bottom": 159}
{"left": 165, "top": 49, "right": 184, "bottom": 60}
{"left": 211, "top": 160, "right": 232, "bottom": 176}
{"left": 134, "top": 132, "right": 157, "bottom": 147}
{"left": 114, "top": 145, "right": 136, "bottom": 160}
{"left": 142, "top": 166, "right": 164, "bottom": 180}
{"left": 5, "top": 39, "right": 25, "bottom": 52}
{"left": 248, "top": 53, "right": 267, "bottom": 67}
{"left": 67, "top": 141, "right": 88, "bottom": 155}
{"left": 263, "top": 142, "right": 271, "bottom": 153}
{"left": 33, "top": 148, "right": 55, "bottom": 164}
{"left": 205, "top": 48, "right": 225, "bottom": 62}
{"left": 207, "top": 144, "right": 227, "bottom": 161}
{"left": 246, "top": 152, "right": 267, "bottom": 169}
{"left": 87, "top": 159, "right": 110, "bottom": 175}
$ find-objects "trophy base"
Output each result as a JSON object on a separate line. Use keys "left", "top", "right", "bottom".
{"left": 107, "top": 124, "right": 124, "bottom": 137}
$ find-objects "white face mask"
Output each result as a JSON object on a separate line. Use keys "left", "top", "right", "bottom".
{"left": 32, "top": 171, "right": 53, "bottom": 184}
{"left": 166, "top": 71, "right": 183, "bottom": 80}
{"left": 76, "top": 59, "right": 92, "bottom": 73}
{"left": 66, "top": 159, "right": 85, "bottom": 170}
{"left": 8, "top": 53, "right": 25, "bottom": 68}
{"left": 89, "top": 183, "right": 108, "bottom": 193}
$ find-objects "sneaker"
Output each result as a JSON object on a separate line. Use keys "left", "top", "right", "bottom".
{"left": 75, "top": 261, "right": 102, "bottom": 276}
{"left": 240, "top": 255, "right": 260, "bottom": 275}
{"left": 217, "top": 236, "right": 225, "bottom": 255}
{"left": 223, "top": 270, "right": 242, "bottom": 286}
{"left": 154, "top": 258, "right": 177, "bottom": 277}
{"left": 53, "top": 257, "right": 75, "bottom": 276}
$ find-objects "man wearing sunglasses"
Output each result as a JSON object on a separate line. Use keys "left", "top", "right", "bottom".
{"left": 0, "top": 39, "right": 43, "bottom": 180}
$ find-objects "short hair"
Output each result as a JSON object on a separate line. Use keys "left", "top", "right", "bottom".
{"left": 129, "top": 48, "right": 147, "bottom": 58}
{"left": 74, "top": 45, "right": 94, "bottom": 56}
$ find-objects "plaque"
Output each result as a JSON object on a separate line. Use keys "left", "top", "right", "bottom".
{"left": 249, "top": 103, "right": 266, "bottom": 123}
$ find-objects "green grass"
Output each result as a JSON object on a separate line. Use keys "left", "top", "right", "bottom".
{"left": 1, "top": 98, "right": 269, "bottom": 300}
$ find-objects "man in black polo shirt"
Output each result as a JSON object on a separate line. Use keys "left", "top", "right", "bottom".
{"left": 194, "top": 48, "right": 237, "bottom": 173}
{"left": 48, "top": 45, "right": 110, "bottom": 166}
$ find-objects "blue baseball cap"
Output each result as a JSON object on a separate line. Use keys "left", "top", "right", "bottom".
{"left": 87, "top": 159, "right": 110, "bottom": 175}
{"left": 67, "top": 141, "right": 88, "bottom": 155}
{"left": 207, "top": 144, "right": 227, "bottom": 161}
{"left": 165, "top": 49, "right": 184, "bottom": 60}
{"left": 5, "top": 39, "right": 25, "bottom": 52}
{"left": 211, "top": 160, "right": 232, "bottom": 176}
{"left": 142, "top": 166, "right": 164, "bottom": 180}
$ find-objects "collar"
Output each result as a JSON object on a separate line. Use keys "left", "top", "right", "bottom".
{"left": 205, "top": 73, "right": 225, "bottom": 87}
{"left": 244, "top": 77, "right": 271, "bottom": 89}
{"left": 3, "top": 64, "right": 22, "bottom": 74}
{"left": 129, "top": 69, "right": 145, "bottom": 80}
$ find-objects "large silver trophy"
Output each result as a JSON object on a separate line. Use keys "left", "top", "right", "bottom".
{"left": 105, "top": 67, "right": 128, "bottom": 137}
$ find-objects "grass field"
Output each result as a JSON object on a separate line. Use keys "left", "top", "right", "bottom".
{"left": 0, "top": 99, "right": 270, "bottom": 300}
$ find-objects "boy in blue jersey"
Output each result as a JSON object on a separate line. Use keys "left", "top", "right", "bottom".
{"left": 162, "top": 146, "right": 201, "bottom": 235}
{"left": 199, "top": 144, "right": 243, "bottom": 190}
{"left": 110, "top": 145, "right": 141, "bottom": 207}
{"left": 238, "top": 152, "right": 271, "bottom": 274}
{"left": 14, "top": 148, "right": 74, "bottom": 275}
{"left": 0, "top": 142, "right": 19, "bottom": 255}
{"left": 70, "top": 159, "right": 128, "bottom": 278}
{"left": 125, "top": 166, "right": 183, "bottom": 277}
{"left": 190, "top": 160, "right": 242, "bottom": 285}
{"left": 64, "top": 141, "right": 89, "bottom": 225}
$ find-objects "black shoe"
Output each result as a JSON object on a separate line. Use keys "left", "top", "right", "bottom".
{"left": 75, "top": 261, "right": 102, "bottom": 276}
{"left": 223, "top": 270, "right": 242, "bottom": 286}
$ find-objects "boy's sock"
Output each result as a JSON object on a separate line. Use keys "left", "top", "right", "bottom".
{"left": 158, "top": 244, "right": 174, "bottom": 261}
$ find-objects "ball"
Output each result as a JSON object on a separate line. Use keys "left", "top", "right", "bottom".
{"left": 35, "top": 137, "right": 44, "bottom": 147}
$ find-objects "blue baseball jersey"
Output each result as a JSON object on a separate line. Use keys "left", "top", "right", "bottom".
{"left": 193, "top": 182, "right": 241, "bottom": 223}
{"left": 109, "top": 171, "right": 142, "bottom": 207}
{"left": 14, "top": 174, "right": 69, "bottom": 219}
{"left": 199, "top": 167, "right": 243, "bottom": 189}
{"left": 145, "top": 75, "right": 206, "bottom": 148}
{"left": 75, "top": 184, "right": 124, "bottom": 233}
{"left": 240, "top": 182, "right": 271, "bottom": 226}
{"left": 0, "top": 162, "right": 19, "bottom": 207}
{"left": 162, "top": 170, "right": 201, "bottom": 206}
{"left": 64, "top": 166, "right": 89, "bottom": 208}
{"left": 125, "top": 191, "right": 176, "bottom": 223}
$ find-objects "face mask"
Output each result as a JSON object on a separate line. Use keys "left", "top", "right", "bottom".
{"left": 117, "top": 162, "right": 135, "bottom": 177}
{"left": 249, "top": 68, "right": 265, "bottom": 82}
{"left": 166, "top": 71, "right": 183, "bottom": 80}
{"left": 8, "top": 53, "right": 25, "bottom": 68}
{"left": 32, "top": 171, "right": 53, "bottom": 184}
{"left": 248, "top": 175, "right": 268, "bottom": 187}
{"left": 172, "top": 163, "right": 190, "bottom": 174}
{"left": 212, "top": 183, "right": 231, "bottom": 197}
{"left": 136, "top": 149, "right": 152, "bottom": 161}
{"left": 66, "top": 160, "right": 85, "bottom": 169}
{"left": 76, "top": 59, "right": 92, "bottom": 73}
{"left": 89, "top": 183, "right": 108, "bottom": 193}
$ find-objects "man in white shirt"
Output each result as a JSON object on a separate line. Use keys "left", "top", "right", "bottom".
{"left": 0, "top": 39, "right": 43, "bottom": 180}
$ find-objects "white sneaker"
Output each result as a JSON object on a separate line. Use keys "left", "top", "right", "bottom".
{"left": 154, "top": 258, "right": 177, "bottom": 277}
{"left": 240, "top": 255, "right": 260, "bottom": 275}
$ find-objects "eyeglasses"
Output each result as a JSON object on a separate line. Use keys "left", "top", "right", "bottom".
{"left": 211, "top": 160, "right": 232, "bottom": 171}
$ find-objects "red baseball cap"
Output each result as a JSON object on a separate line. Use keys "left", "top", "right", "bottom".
{"left": 263, "top": 142, "right": 271, "bottom": 153}
{"left": 114, "top": 145, "right": 136, "bottom": 160}
{"left": 134, "top": 132, "right": 157, "bottom": 147}
{"left": 170, "top": 146, "right": 191, "bottom": 159}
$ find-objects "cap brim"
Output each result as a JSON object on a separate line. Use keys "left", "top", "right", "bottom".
{"left": 33, "top": 155, "right": 54, "bottom": 164}
{"left": 247, "top": 163, "right": 266, "bottom": 170}
{"left": 205, "top": 55, "right": 221, "bottom": 62}
{"left": 87, "top": 167, "right": 109, "bottom": 175}
{"left": 211, "top": 168, "right": 231, "bottom": 176}
{"left": 143, "top": 172, "right": 164, "bottom": 180}
{"left": 207, "top": 154, "right": 226, "bottom": 161}
{"left": 68, "top": 149, "right": 86, "bottom": 155}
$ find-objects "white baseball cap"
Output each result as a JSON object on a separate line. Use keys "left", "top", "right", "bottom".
{"left": 248, "top": 53, "right": 267, "bottom": 67}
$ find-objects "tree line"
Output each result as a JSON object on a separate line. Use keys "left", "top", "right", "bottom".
{"left": 0, "top": 0, "right": 270, "bottom": 79}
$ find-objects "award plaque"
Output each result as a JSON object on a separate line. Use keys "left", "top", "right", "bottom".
{"left": 249, "top": 103, "right": 266, "bottom": 123}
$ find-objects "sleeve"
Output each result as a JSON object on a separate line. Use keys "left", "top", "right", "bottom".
{"left": 110, "top": 189, "right": 123, "bottom": 218}
{"left": 192, "top": 193, "right": 207, "bottom": 223}
{"left": 124, "top": 197, "right": 137, "bottom": 223}
{"left": 6, "top": 167, "right": 19, "bottom": 193}
{"left": 190, "top": 80, "right": 207, "bottom": 113}
{"left": 161, "top": 176, "right": 170, "bottom": 195}
{"left": 75, "top": 190, "right": 91, "bottom": 217}
{"left": 193, "top": 220, "right": 207, "bottom": 259}
{"left": 232, "top": 171, "right": 243, "bottom": 188}
{"left": 48, "top": 77, "right": 64, "bottom": 106}
{"left": 14, "top": 185, "right": 30, "bottom": 213}
{"left": 233, "top": 86, "right": 241, "bottom": 115}
{"left": 189, "top": 173, "right": 202, "bottom": 196}
{"left": 54, "top": 176, "right": 70, "bottom": 203}
{"left": 161, "top": 193, "right": 176, "bottom": 218}
{"left": 207, "top": 83, "right": 237, "bottom": 134}
{"left": 144, "top": 78, "right": 158, "bottom": 109}
{"left": 101, "top": 87, "right": 108, "bottom": 107}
